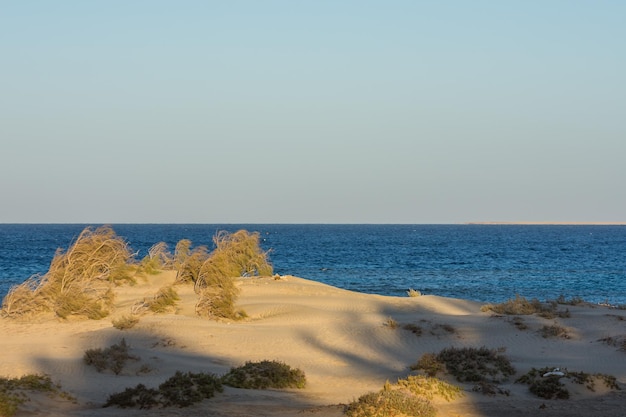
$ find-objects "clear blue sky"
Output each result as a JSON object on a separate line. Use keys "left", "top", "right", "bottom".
{"left": 1, "top": 1, "right": 625, "bottom": 223}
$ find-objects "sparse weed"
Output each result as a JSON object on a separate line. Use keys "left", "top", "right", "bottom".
{"left": 384, "top": 317, "right": 398, "bottom": 329}
{"left": 539, "top": 324, "right": 569, "bottom": 339}
{"left": 403, "top": 323, "right": 423, "bottom": 336}
{"left": 83, "top": 339, "right": 139, "bottom": 375}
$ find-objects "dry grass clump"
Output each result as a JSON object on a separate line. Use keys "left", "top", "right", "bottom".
{"left": 146, "top": 286, "right": 179, "bottom": 313}
{"left": 112, "top": 314, "right": 140, "bottom": 330}
{"left": 396, "top": 375, "right": 463, "bottom": 402}
{"left": 481, "top": 295, "right": 570, "bottom": 319}
{"left": 221, "top": 360, "right": 306, "bottom": 389}
{"left": 407, "top": 288, "right": 422, "bottom": 297}
{"left": 1, "top": 226, "right": 133, "bottom": 320}
{"left": 539, "top": 324, "right": 570, "bottom": 339}
{"left": 138, "top": 242, "right": 172, "bottom": 275}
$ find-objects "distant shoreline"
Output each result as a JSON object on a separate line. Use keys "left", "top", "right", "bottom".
{"left": 466, "top": 222, "right": 626, "bottom": 225}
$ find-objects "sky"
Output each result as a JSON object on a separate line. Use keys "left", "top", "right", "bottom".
{"left": 1, "top": 1, "right": 625, "bottom": 224}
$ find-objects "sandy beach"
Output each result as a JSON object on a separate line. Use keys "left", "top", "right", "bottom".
{"left": 2, "top": 272, "right": 625, "bottom": 417}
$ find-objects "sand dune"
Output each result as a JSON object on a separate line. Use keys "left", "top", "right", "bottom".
{"left": 1, "top": 273, "right": 625, "bottom": 416}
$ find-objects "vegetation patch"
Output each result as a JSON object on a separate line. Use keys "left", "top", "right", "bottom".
{"left": 83, "top": 339, "right": 139, "bottom": 375}
{"left": 345, "top": 388, "right": 436, "bottom": 417}
{"left": 516, "top": 367, "right": 620, "bottom": 399}
{"left": 104, "top": 371, "right": 223, "bottom": 409}
{"left": 221, "top": 360, "right": 306, "bottom": 389}
{"left": 539, "top": 324, "right": 569, "bottom": 339}
{"left": 407, "top": 288, "right": 422, "bottom": 297}
{"left": 412, "top": 347, "right": 515, "bottom": 389}
{"left": 345, "top": 375, "right": 461, "bottom": 417}
{"left": 403, "top": 323, "right": 423, "bottom": 336}
{"left": 146, "top": 286, "right": 179, "bottom": 313}
{"left": 384, "top": 317, "right": 398, "bottom": 329}
{"left": 112, "top": 315, "right": 140, "bottom": 330}
{"left": 0, "top": 374, "right": 71, "bottom": 417}
{"left": 481, "top": 295, "right": 570, "bottom": 319}
{"left": 1, "top": 226, "right": 133, "bottom": 319}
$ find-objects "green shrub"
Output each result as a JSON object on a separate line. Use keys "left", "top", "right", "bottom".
{"left": 221, "top": 360, "right": 306, "bottom": 389}
{"left": 411, "top": 353, "right": 444, "bottom": 377}
{"left": 396, "top": 375, "right": 463, "bottom": 401}
{"left": 104, "top": 372, "right": 223, "bottom": 409}
{"left": 434, "top": 346, "right": 515, "bottom": 383}
{"left": 345, "top": 389, "right": 436, "bottom": 417}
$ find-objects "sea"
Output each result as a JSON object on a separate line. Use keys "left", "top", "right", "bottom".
{"left": 1, "top": 224, "right": 625, "bottom": 306}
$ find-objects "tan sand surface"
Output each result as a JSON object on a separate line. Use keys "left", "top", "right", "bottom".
{"left": 1, "top": 273, "right": 626, "bottom": 416}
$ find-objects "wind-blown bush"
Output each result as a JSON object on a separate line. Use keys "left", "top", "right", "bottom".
{"left": 185, "top": 230, "right": 272, "bottom": 319}
{"left": 1, "top": 226, "right": 133, "bottom": 319}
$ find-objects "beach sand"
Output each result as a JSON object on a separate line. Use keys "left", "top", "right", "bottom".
{"left": 1, "top": 272, "right": 625, "bottom": 416}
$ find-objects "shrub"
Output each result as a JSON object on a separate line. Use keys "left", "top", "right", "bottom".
{"left": 434, "top": 346, "right": 515, "bottom": 383}
{"left": 539, "top": 324, "right": 569, "bottom": 339}
{"left": 517, "top": 367, "right": 620, "bottom": 399}
{"left": 104, "top": 372, "right": 223, "bottom": 409}
{"left": 83, "top": 339, "right": 139, "bottom": 375}
{"left": 138, "top": 242, "right": 172, "bottom": 275}
{"left": 1, "top": 226, "right": 133, "bottom": 319}
{"left": 221, "top": 360, "right": 306, "bottom": 389}
{"left": 411, "top": 353, "right": 444, "bottom": 377}
{"left": 345, "top": 389, "right": 436, "bottom": 417}
{"left": 396, "top": 375, "right": 463, "bottom": 401}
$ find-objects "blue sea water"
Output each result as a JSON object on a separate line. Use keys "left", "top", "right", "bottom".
{"left": 1, "top": 224, "right": 625, "bottom": 305}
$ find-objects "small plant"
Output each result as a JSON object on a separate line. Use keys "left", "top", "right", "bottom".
{"left": 510, "top": 316, "right": 528, "bottom": 330}
{"left": 104, "top": 371, "right": 223, "bottom": 409}
{"left": 554, "top": 295, "right": 585, "bottom": 306}
{"left": 146, "top": 286, "right": 179, "bottom": 313}
{"left": 345, "top": 389, "right": 436, "bottom": 417}
{"left": 83, "top": 339, "right": 139, "bottom": 375}
{"left": 411, "top": 353, "right": 444, "bottom": 377}
{"left": 221, "top": 360, "right": 306, "bottom": 389}
{"left": 112, "top": 315, "right": 140, "bottom": 330}
{"left": 539, "top": 324, "right": 569, "bottom": 339}
{"left": 403, "top": 323, "right": 423, "bottom": 336}
{"left": 384, "top": 317, "right": 398, "bottom": 329}
{"left": 407, "top": 288, "right": 422, "bottom": 297}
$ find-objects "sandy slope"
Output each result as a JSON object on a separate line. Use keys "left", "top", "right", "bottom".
{"left": 1, "top": 272, "right": 625, "bottom": 416}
